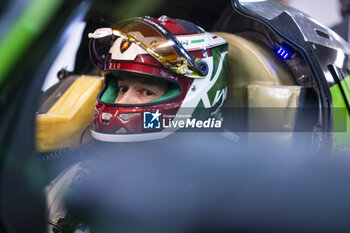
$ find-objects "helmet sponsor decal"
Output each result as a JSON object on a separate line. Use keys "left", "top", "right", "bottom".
{"left": 120, "top": 39, "right": 132, "bottom": 54}
{"left": 176, "top": 32, "right": 227, "bottom": 51}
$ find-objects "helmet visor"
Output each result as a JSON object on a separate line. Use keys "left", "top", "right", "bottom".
{"left": 89, "top": 17, "right": 202, "bottom": 77}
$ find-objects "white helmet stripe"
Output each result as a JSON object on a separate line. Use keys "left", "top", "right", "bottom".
{"left": 176, "top": 32, "right": 227, "bottom": 51}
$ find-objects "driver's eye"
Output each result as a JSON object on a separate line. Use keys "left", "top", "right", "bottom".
{"left": 144, "top": 90, "right": 154, "bottom": 96}
{"left": 119, "top": 86, "right": 128, "bottom": 93}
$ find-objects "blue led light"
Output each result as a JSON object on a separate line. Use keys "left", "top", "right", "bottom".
{"left": 276, "top": 46, "right": 291, "bottom": 60}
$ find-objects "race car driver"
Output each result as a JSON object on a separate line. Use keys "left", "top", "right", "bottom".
{"left": 45, "top": 15, "right": 229, "bottom": 233}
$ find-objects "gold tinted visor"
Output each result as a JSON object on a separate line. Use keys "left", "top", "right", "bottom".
{"left": 89, "top": 17, "right": 207, "bottom": 78}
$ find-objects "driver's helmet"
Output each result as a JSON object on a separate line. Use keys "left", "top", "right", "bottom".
{"left": 88, "top": 15, "right": 228, "bottom": 142}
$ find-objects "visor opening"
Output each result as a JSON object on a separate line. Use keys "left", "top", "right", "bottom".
{"left": 99, "top": 72, "right": 181, "bottom": 106}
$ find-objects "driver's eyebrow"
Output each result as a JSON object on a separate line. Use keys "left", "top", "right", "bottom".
{"left": 118, "top": 76, "right": 168, "bottom": 92}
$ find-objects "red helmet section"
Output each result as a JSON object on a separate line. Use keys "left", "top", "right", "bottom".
{"left": 154, "top": 18, "right": 196, "bottom": 35}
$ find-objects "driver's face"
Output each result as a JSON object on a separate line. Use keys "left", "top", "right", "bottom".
{"left": 115, "top": 75, "right": 168, "bottom": 104}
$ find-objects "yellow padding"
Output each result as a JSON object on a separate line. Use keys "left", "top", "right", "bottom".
{"left": 247, "top": 84, "right": 302, "bottom": 145}
{"left": 247, "top": 84, "right": 301, "bottom": 130}
{"left": 36, "top": 76, "right": 103, "bottom": 152}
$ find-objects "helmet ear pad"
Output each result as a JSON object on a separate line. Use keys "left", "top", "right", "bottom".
{"left": 196, "top": 60, "right": 209, "bottom": 76}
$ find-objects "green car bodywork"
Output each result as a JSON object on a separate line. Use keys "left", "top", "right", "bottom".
{"left": 331, "top": 76, "right": 350, "bottom": 150}
{"left": 0, "top": 0, "right": 63, "bottom": 84}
